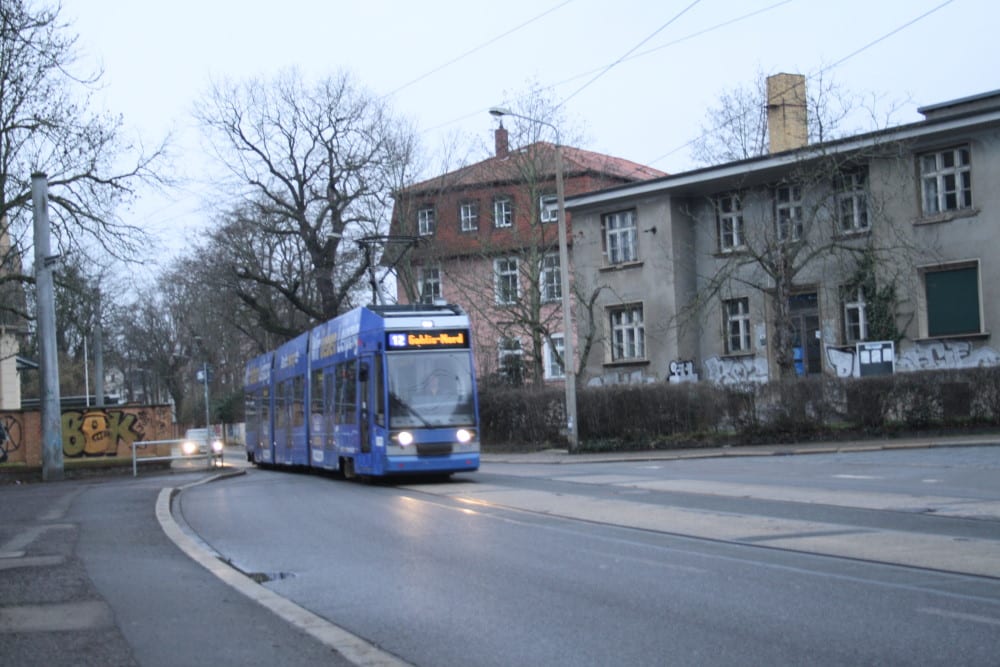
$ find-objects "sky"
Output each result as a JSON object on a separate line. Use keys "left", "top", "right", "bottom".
{"left": 60, "top": 0, "right": 997, "bottom": 276}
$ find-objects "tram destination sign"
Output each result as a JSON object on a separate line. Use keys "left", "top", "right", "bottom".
{"left": 386, "top": 329, "right": 469, "bottom": 350}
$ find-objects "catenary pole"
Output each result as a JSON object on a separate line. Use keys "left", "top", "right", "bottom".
{"left": 31, "top": 173, "right": 63, "bottom": 480}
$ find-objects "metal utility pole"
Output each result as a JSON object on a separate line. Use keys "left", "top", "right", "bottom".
{"left": 31, "top": 173, "right": 63, "bottom": 481}
{"left": 95, "top": 292, "right": 104, "bottom": 407}
{"left": 488, "top": 108, "right": 579, "bottom": 451}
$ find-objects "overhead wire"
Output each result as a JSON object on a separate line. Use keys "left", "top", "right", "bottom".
{"left": 556, "top": 0, "right": 701, "bottom": 109}
{"left": 642, "top": 0, "right": 957, "bottom": 168}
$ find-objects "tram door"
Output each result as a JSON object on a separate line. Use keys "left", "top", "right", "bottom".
{"left": 359, "top": 358, "right": 372, "bottom": 454}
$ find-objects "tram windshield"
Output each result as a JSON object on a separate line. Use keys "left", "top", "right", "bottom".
{"left": 387, "top": 351, "right": 476, "bottom": 428}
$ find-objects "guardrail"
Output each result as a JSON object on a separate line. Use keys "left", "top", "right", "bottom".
{"left": 130, "top": 439, "right": 224, "bottom": 477}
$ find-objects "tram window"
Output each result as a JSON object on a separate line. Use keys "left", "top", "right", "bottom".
{"left": 310, "top": 370, "right": 323, "bottom": 418}
{"left": 335, "top": 360, "right": 357, "bottom": 425}
{"left": 261, "top": 388, "right": 270, "bottom": 435}
{"left": 275, "top": 382, "right": 289, "bottom": 429}
{"left": 292, "top": 376, "right": 305, "bottom": 427}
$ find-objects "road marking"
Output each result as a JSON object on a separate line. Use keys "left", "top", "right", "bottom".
{"left": 918, "top": 607, "right": 1000, "bottom": 627}
{"left": 0, "top": 524, "right": 74, "bottom": 555}
{"left": 0, "top": 555, "right": 64, "bottom": 571}
{"left": 833, "top": 474, "right": 881, "bottom": 480}
{"left": 0, "top": 600, "right": 113, "bottom": 632}
{"left": 412, "top": 483, "right": 1000, "bottom": 578}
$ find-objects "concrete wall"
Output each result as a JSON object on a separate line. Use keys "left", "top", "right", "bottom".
{"left": 0, "top": 405, "right": 174, "bottom": 466}
{"left": 570, "top": 108, "right": 1000, "bottom": 386}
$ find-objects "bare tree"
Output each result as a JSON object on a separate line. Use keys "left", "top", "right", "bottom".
{"left": 0, "top": 0, "right": 169, "bottom": 326}
{"left": 193, "top": 68, "right": 419, "bottom": 333}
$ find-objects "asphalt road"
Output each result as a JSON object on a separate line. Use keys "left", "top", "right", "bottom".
{"left": 176, "top": 446, "right": 1000, "bottom": 666}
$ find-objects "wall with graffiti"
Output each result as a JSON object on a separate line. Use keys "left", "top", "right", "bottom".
{"left": 703, "top": 355, "right": 769, "bottom": 385}
{"left": 0, "top": 406, "right": 173, "bottom": 466}
{"left": 827, "top": 339, "right": 1000, "bottom": 378}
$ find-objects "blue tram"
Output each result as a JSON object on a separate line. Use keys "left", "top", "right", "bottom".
{"left": 243, "top": 303, "right": 480, "bottom": 478}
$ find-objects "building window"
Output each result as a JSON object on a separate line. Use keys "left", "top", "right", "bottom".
{"left": 609, "top": 304, "right": 644, "bottom": 361}
{"left": 417, "top": 206, "right": 435, "bottom": 236}
{"left": 603, "top": 210, "right": 638, "bottom": 264}
{"left": 494, "top": 257, "right": 520, "bottom": 305}
{"left": 717, "top": 194, "right": 744, "bottom": 251}
{"left": 498, "top": 337, "right": 523, "bottom": 384}
{"left": 843, "top": 286, "right": 868, "bottom": 343}
{"left": 417, "top": 266, "right": 441, "bottom": 305}
{"left": 835, "top": 170, "right": 869, "bottom": 233}
{"left": 775, "top": 184, "right": 803, "bottom": 241}
{"left": 540, "top": 253, "right": 561, "bottom": 303}
{"left": 924, "top": 263, "right": 981, "bottom": 337}
{"left": 920, "top": 146, "right": 972, "bottom": 216}
{"left": 494, "top": 196, "right": 512, "bottom": 228}
{"left": 544, "top": 334, "right": 565, "bottom": 379}
{"left": 459, "top": 201, "right": 479, "bottom": 231}
{"left": 540, "top": 194, "right": 558, "bottom": 223}
{"left": 724, "top": 297, "right": 751, "bottom": 353}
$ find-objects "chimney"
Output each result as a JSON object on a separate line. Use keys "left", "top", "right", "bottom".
{"left": 495, "top": 124, "right": 509, "bottom": 158}
{"left": 766, "top": 73, "right": 807, "bottom": 153}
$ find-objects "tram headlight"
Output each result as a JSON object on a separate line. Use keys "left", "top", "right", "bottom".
{"left": 395, "top": 431, "right": 414, "bottom": 447}
{"left": 456, "top": 428, "right": 474, "bottom": 444}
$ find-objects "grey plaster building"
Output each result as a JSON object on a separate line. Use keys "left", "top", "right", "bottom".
{"left": 566, "top": 76, "right": 1000, "bottom": 386}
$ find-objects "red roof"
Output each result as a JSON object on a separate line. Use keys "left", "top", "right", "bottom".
{"left": 400, "top": 142, "right": 665, "bottom": 195}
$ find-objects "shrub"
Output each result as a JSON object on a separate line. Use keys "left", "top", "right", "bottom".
{"left": 475, "top": 367, "right": 1000, "bottom": 451}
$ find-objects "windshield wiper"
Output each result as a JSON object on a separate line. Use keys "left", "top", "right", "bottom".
{"left": 389, "top": 390, "right": 433, "bottom": 428}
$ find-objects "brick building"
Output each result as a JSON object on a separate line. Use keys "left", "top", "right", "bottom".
{"left": 388, "top": 127, "right": 664, "bottom": 385}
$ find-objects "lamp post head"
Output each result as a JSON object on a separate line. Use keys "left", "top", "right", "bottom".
{"left": 489, "top": 106, "right": 511, "bottom": 118}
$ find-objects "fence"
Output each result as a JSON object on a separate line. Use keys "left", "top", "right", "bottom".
{"left": 130, "top": 437, "right": 223, "bottom": 477}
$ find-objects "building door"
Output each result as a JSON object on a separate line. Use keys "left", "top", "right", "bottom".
{"left": 789, "top": 293, "right": 822, "bottom": 375}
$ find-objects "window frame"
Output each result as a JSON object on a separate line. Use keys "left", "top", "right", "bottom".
{"left": 602, "top": 209, "right": 638, "bottom": 265}
{"left": 608, "top": 303, "right": 645, "bottom": 362}
{"left": 775, "top": 184, "right": 803, "bottom": 242}
{"left": 842, "top": 286, "right": 868, "bottom": 344}
{"left": 417, "top": 265, "right": 442, "bottom": 305}
{"left": 417, "top": 205, "right": 436, "bottom": 236}
{"left": 922, "top": 261, "right": 982, "bottom": 338}
{"left": 498, "top": 336, "right": 524, "bottom": 383}
{"left": 716, "top": 193, "right": 745, "bottom": 252}
{"left": 543, "top": 333, "right": 566, "bottom": 379}
{"left": 539, "top": 193, "right": 559, "bottom": 223}
{"left": 493, "top": 196, "right": 513, "bottom": 228}
{"left": 540, "top": 253, "right": 561, "bottom": 303}
{"left": 493, "top": 257, "right": 520, "bottom": 305}
{"left": 834, "top": 169, "right": 869, "bottom": 234}
{"left": 920, "top": 146, "right": 972, "bottom": 216}
{"left": 459, "top": 201, "right": 479, "bottom": 231}
{"left": 723, "top": 297, "right": 751, "bottom": 354}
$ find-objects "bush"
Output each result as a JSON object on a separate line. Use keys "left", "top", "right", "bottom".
{"left": 476, "top": 367, "right": 1000, "bottom": 452}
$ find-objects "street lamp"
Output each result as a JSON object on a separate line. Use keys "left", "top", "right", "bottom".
{"left": 488, "top": 107, "right": 578, "bottom": 451}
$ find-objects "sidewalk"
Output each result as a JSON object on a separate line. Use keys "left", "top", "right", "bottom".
{"left": 1, "top": 435, "right": 997, "bottom": 666}
{"left": 479, "top": 432, "right": 1000, "bottom": 464}
{"left": 0, "top": 453, "right": 355, "bottom": 667}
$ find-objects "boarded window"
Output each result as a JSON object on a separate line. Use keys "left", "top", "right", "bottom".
{"left": 926, "top": 265, "right": 980, "bottom": 337}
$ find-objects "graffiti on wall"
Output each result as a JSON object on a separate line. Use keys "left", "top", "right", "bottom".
{"left": 896, "top": 340, "right": 1000, "bottom": 372}
{"left": 0, "top": 414, "right": 22, "bottom": 463}
{"left": 668, "top": 360, "right": 698, "bottom": 384}
{"left": 62, "top": 409, "right": 147, "bottom": 457}
{"left": 827, "top": 340, "right": 1000, "bottom": 377}
{"left": 703, "top": 356, "right": 768, "bottom": 385}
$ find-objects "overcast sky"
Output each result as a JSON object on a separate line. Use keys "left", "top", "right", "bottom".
{"left": 62, "top": 0, "right": 996, "bottom": 269}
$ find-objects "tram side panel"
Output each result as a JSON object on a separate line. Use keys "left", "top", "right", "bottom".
{"left": 271, "top": 332, "right": 310, "bottom": 466}
{"left": 243, "top": 351, "right": 273, "bottom": 464}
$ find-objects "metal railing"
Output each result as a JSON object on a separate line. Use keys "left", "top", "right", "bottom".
{"left": 130, "top": 438, "right": 224, "bottom": 477}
